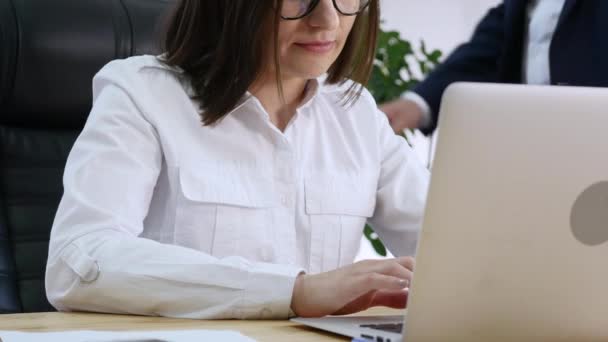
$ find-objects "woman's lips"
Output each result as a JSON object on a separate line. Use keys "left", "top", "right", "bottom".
{"left": 295, "top": 41, "right": 336, "bottom": 53}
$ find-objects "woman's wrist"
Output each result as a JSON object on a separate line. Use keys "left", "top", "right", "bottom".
{"left": 290, "top": 272, "right": 306, "bottom": 316}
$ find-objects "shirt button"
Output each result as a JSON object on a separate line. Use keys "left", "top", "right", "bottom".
{"left": 281, "top": 195, "right": 288, "bottom": 206}
{"left": 82, "top": 261, "right": 101, "bottom": 283}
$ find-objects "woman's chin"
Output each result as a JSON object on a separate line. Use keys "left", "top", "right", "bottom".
{"left": 293, "top": 68, "right": 331, "bottom": 80}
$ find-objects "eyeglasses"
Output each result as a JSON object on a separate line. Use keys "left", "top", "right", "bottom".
{"left": 281, "top": 0, "right": 371, "bottom": 20}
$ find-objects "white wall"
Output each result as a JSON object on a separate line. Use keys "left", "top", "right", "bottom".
{"left": 356, "top": 0, "right": 502, "bottom": 261}
{"left": 380, "top": 0, "right": 501, "bottom": 55}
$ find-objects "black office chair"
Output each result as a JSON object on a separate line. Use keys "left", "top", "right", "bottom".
{"left": 0, "top": 0, "right": 174, "bottom": 313}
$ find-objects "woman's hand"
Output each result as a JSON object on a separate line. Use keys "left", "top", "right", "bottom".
{"left": 290, "top": 257, "right": 415, "bottom": 317}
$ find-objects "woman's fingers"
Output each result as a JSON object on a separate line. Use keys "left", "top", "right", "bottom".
{"left": 342, "top": 272, "right": 409, "bottom": 304}
{"left": 358, "top": 258, "right": 414, "bottom": 284}
{"left": 395, "top": 256, "right": 415, "bottom": 271}
{"left": 355, "top": 273, "right": 410, "bottom": 292}
{"left": 291, "top": 257, "right": 417, "bottom": 317}
{"left": 340, "top": 258, "right": 415, "bottom": 305}
{"left": 370, "top": 289, "right": 409, "bottom": 309}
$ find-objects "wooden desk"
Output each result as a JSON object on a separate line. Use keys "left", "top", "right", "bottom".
{"left": 0, "top": 308, "right": 404, "bottom": 341}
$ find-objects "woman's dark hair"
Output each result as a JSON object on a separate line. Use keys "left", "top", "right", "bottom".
{"left": 163, "top": 0, "right": 379, "bottom": 125}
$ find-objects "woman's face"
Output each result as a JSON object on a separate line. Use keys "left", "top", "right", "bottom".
{"left": 273, "top": 0, "right": 357, "bottom": 80}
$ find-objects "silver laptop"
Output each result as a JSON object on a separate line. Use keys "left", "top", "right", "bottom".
{"left": 292, "top": 82, "right": 608, "bottom": 341}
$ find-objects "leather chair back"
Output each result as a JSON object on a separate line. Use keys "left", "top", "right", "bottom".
{"left": 0, "top": 0, "right": 174, "bottom": 313}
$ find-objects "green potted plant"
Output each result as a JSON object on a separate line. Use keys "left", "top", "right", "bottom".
{"left": 363, "top": 29, "right": 442, "bottom": 256}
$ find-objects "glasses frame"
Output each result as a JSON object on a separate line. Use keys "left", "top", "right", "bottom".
{"left": 281, "top": 0, "right": 371, "bottom": 20}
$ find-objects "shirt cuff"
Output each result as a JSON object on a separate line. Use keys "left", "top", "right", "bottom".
{"left": 238, "top": 261, "right": 305, "bottom": 319}
{"left": 402, "top": 91, "right": 433, "bottom": 130}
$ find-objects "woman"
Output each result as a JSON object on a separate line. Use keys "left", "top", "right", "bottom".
{"left": 45, "top": 0, "right": 429, "bottom": 319}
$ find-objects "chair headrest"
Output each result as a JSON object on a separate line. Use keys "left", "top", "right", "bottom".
{"left": 0, "top": 0, "right": 174, "bottom": 129}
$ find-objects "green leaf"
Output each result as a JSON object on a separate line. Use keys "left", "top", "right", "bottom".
{"left": 371, "top": 239, "right": 387, "bottom": 257}
{"left": 364, "top": 225, "right": 387, "bottom": 257}
{"left": 369, "top": 29, "right": 442, "bottom": 105}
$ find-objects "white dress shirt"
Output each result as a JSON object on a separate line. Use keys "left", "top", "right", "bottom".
{"left": 45, "top": 56, "right": 430, "bottom": 319}
{"left": 523, "top": 0, "right": 566, "bottom": 84}
{"left": 410, "top": 0, "right": 567, "bottom": 128}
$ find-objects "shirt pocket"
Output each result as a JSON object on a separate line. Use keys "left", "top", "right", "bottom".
{"left": 175, "top": 162, "right": 278, "bottom": 261}
{"left": 304, "top": 171, "right": 377, "bottom": 273}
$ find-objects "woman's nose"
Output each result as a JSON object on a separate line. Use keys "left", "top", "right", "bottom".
{"left": 307, "top": 0, "right": 340, "bottom": 30}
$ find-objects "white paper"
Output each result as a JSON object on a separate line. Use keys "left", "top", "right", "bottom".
{"left": 0, "top": 329, "right": 257, "bottom": 342}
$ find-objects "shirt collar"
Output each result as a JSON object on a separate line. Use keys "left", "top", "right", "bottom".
{"left": 299, "top": 77, "right": 321, "bottom": 110}
{"left": 157, "top": 54, "right": 323, "bottom": 110}
{"left": 228, "top": 77, "right": 323, "bottom": 117}
{"left": 170, "top": 63, "right": 325, "bottom": 118}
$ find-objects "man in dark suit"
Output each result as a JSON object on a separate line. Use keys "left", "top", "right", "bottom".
{"left": 382, "top": 0, "right": 608, "bottom": 134}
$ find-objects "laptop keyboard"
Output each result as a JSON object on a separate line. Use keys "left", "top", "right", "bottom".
{"left": 360, "top": 323, "right": 404, "bottom": 334}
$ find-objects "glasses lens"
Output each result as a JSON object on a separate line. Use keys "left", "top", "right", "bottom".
{"left": 282, "top": 0, "right": 313, "bottom": 19}
{"left": 336, "top": 0, "right": 370, "bottom": 14}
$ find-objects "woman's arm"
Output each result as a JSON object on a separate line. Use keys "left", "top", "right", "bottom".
{"left": 367, "top": 107, "right": 431, "bottom": 257}
{"left": 45, "top": 65, "right": 303, "bottom": 319}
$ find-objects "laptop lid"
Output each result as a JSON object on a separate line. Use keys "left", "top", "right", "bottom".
{"left": 405, "top": 83, "right": 608, "bottom": 341}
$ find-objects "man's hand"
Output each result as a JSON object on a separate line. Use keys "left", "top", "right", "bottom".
{"left": 380, "top": 99, "right": 424, "bottom": 133}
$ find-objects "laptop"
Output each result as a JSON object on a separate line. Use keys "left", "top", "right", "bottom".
{"left": 292, "top": 82, "right": 608, "bottom": 341}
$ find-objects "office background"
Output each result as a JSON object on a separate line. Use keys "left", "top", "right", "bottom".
{"left": 356, "top": 0, "right": 501, "bottom": 260}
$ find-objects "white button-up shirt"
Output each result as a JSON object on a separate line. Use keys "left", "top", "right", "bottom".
{"left": 523, "top": 0, "right": 566, "bottom": 84}
{"left": 45, "top": 56, "right": 430, "bottom": 319}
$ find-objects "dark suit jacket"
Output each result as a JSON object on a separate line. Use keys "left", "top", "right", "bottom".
{"left": 414, "top": 0, "right": 608, "bottom": 134}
